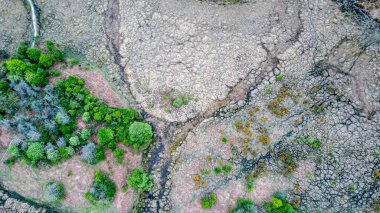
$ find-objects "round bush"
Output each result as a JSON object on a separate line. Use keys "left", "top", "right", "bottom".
{"left": 128, "top": 122, "right": 153, "bottom": 150}
{"left": 126, "top": 167, "right": 152, "bottom": 192}
{"left": 44, "top": 182, "right": 65, "bottom": 202}
{"left": 26, "top": 48, "right": 41, "bottom": 62}
{"left": 24, "top": 68, "right": 48, "bottom": 87}
{"left": 46, "top": 148, "right": 60, "bottom": 163}
{"left": 26, "top": 142, "right": 45, "bottom": 163}
{"left": 4, "top": 59, "right": 26, "bottom": 76}
{"left": 97, "top": 128, "right": 114, "bottom": 145}
{"left": 39, "top": 54, "right": 54, "bottom": 68}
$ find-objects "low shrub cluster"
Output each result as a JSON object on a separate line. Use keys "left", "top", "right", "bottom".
{"left": 263, "top": 195, "right": 299, "bottom": 213}
{"left": 43, "top": 181, "right": 65, "bottom": 202}
{"left": 85, "top": 171, "right": 116, "bottom": 203}
{"left": 228, "top": 198, "right": 258, "bottom": 213}
{"left": 126, "top": 167, "right": 152, "bottom": 192}
{"left": 200, "top": 193, "right": 217, "bottom": 209}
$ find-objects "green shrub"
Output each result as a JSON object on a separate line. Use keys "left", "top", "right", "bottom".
{"left": 48, "top": 69, "right": 61, "bottom": 77}
{"left": 69, "top": 136, "right": 80, "bottom": 146}
{"left": 200, "top": 193, "right": 217, "bottom": 209}
{"left": 26, "top": 48, "right": 42, "bottom": 62}
{"left": 39, "top": 54, "right": 54, "bottom": 68}
{"left": 171, "top": 97, "right": 188, "bottom": 108}
{"left": 26, "top": 142, "right": 44, "bottom": 163}
{"left": 17, "top": 43, "right": 28, "bottom": 59}
{"left": 126, "top": 167, "right": 152, "bottom": 192}
{"left": 97, "top": 128, "right": 114, "bottom": 145}
{"left": 85, "top": 171, "right": 116, "bottom": 203}
{"left": 214, "top": 167, "right": 222, "bottom": 174}
{"left": 8, "top": 145, "right": 20, "bottom": 157}
{"left": 222, "top": 165, "right": 232, "bottom": 173}
{"left": 46, "top": 148, "right": 60, "bottom": 163}
{"left": 24, "top": 68, "right": 48, "bottom": 86}
{"left": 263, "top": 195, "right": 299, "bottom": 213}
{"left": 82, "top": 112, "right": 91, "bottom": 123}
{"left": 4, "top": 59, "right": 26, "bottom": 76}
{"left": 44, "top": 182, "right": 65, "bottom": 202}
{"left": 128, "top": 122, "right": 153, "bottom": 151}
{"left": 80, "top": 129, "right": 91, "bottom": 140}
{"left": 229, "top": 198, "right": 258, "bottom": 213}
{"left": 113, "top": 147, "right": 124, "bottom": 164}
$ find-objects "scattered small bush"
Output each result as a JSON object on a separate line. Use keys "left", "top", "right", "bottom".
{"left": 200, "top": 193, "right": 217, "bottom": 209}
{"left": 127, "top": 167, "right": 152, "bottom": 192}
{"left": 171, "top": 97, "right": 188, "bottom": 108}
{"left": 85, "top": 171, "right": 116, "bottom": 203}
{"left": 44, "top": 182, "right": 65, "bottom": 202}
{"left": 229, "top": 198, "right": 258, "bottom": 213}
{"left": 113, "top": 147, "right": 124, "bottom": 164}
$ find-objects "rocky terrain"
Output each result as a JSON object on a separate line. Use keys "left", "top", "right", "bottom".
{"left": 0, "top": 0, "right": 379, "bottom": 212}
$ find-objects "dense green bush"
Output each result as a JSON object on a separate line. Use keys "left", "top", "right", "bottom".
{"left": 24, "top": 68, "right": 48, "bottom": 86}
{"left": 46, "top": 148, "right": 60, "bottom": 163}
{"left": 228, "top": 198, "right": 258, "bottom": 213}
{"left": 17, "top": 43, "right": 28, "bottom": 59}
{"left": 113, "top": 147, "right": 124, "bottom": 164}
{"left": 4, "top": 59, "right": 26, "bottom": 77}
{"left": 200, "top": 193, "right": 217, "bottom": 209}
{"left": 44, "top": 182, "right": 65, "bottom": 202}
{"left": 263, "top": 196, "right": 299, "bottom": 213}
{"left": 97, "top": 128, "right": 114, "bottom": 145}
{"left": 7, "top": 145, "right": 20, "bottom": 157}
{"left": 85, "top": 171, "right": 116, "bottom": 203}
{"left": 80, "top": 129, "right": 91, "bottom": 140}
{"left": 26, "top": 142, "right": 44, "bottom": 163}
{"left": 127, "top": 122, "right": 153, "bottom": 151}
{"left": 39, "top": 54, "right": 54, "bottom": 68}
{"left": 127, "top": 167, "right": 152, "bottom": 192}
{"left": 26, "top": 48, "right": 42, "bottom": 62}
{"left": 81, "top": 142, "right": 105, "bottom": 164}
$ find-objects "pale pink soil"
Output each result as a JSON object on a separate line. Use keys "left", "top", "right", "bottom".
{"left": 0, "top": 127, "right": 12, "bottom": 148}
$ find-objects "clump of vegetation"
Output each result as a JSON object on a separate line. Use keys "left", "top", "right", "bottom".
{"left": 200, "top": 193, "right": 217, "bottom": 209}
{"left": 267, "top": 84, "right": 292, "bottom": 118}
{"left": 85, "top": 171, "right": 116, "bottom": 203}
{"left": 113, "top": 147, "right": 124, "bottom": 164}
{"left": 126, "top": 122, "right": 153, "bottom": 151}
{"left": 80, "top": 142, "right": 105, "bottom": 164}
{"left": 127, "top": 167, "right": 153, "bottom": 192}
{"left": 263, "top": 195, "right": 299, "bottom": 213}
{"left": 0, "top": 41, "right": 153, "bottom": 167}
{"left": 229, "top": 198, "right": 258, "bottom": 213}
{"left": 44, "top": 182, "right": 65, "bottom": 202}
{"left": 26, "top": 48, "right": 42, "bottom": 62}
{"left": 171, "top": 97, "right": 189, "bottom": 108}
